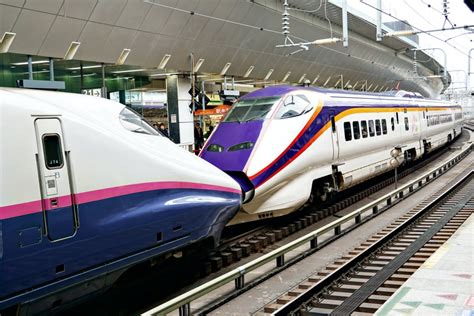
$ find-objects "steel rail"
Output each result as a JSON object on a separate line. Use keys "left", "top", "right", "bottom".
{"left": 142, "top": 143, "right": 472, "bottom": 316}
{"left": 275, "top": 170, "right": 473, "bottom": 315}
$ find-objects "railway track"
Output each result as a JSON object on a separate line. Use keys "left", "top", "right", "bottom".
{"left": 264, "top": 170, "right": 474, "bottom": 315}
{"left": 62, "top": 134, "right": 471, "bottom": 316}
{"left": 142, "top": 140, "right": 472, "bottom": 316}
{"left": 203, "top": 135, "right": 466, "bottom": 276}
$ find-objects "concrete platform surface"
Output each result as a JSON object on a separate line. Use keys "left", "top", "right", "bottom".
{"left": 376, "top": 214, "right": 474, "bottom": 316}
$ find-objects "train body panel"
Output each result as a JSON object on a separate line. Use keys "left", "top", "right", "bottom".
{"left": 201, "top": 86, "right": 463, "bottom": 224}
{"left": 0, "top": 88, "right": 241, "bottom": 308}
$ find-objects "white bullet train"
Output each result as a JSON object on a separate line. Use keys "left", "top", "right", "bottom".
{"left": 0, "top": 88, "right": 241, "bottom": 310}
{"left": 200, "top": 86, "right": 463, "bottom": 225}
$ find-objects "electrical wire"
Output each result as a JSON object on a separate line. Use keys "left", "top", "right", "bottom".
{"left": 359, "top": 0, "right": 471, "bottom": 58}
{"left": 287, "top": 0, "right": 323, "bottom": 13}
{"left": 324, "top": 0, "right": 333, "bottom": 38}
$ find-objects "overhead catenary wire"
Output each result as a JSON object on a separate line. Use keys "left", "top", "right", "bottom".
{"left": 360, "top": 0, "right": 472, "bottom": 58}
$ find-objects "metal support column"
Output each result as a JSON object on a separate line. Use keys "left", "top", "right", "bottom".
{"left": 342, "top": 0, "right": 348, "bottom": 47}
{"left": 376, "top": 0, "right": 382, "bottom": 41}
{"left": 49, "top": 58, "right": 54, "bottom": 81}
{"left": 27, "top": 55, "right": 33, "bottom": 80}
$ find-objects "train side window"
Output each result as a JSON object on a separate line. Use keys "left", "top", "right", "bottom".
{"left": 382, "top": 119, "right": 387, "bottom": 135}
{"left": 344, "top": 122, "right": 352, "bottom": 141}
{"left": 404, "top": 117, "right": 409, "bottom": 131}
{"left": 368, "top": 120, "right": 375, "bottom": 137}
{"left": 361, "top": 120, "right": 368, "bottom": 138}
{"left": 395, "top": 112, "right": 399, "bottom": 124}
{"left": 391, "top": 117, "right": 395, "bottom": 131}
{"left": 43, "top": 134, "right": 64, "bottom": 169}
{"left": 353, "top": 121, "right": 360, "bottom": 139}
{"left": 375, "top": 120, "right": 381, "bottom": 136}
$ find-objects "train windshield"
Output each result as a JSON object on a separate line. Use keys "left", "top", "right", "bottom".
{"left": 119, "top": 107, "right": 161, "bottom": 136}
{"left": 224, "top": 97, "right": 280, "bottom": 122}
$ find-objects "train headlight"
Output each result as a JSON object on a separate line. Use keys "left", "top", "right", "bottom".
{"left": 206, "top": 144, "right": 224, "bottom": 152}
{"left": 228, "top": 141, "right": 254, "bottom": 151}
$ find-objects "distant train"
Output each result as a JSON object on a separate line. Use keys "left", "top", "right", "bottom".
{"left": 0, "top": 88, "right": 241, "bottom": 310}
{"left": 201, "top": 86, "right": 463, "bottom": 224}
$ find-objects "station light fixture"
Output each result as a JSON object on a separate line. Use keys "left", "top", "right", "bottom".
{"left": 66, "top": 64, "right": 102, "bottom": 70}
{"left": 112, "top": 68, "right": 147, "bottom": 74}
{"left": 158, "top": 54, "right": 171, "bottom": 69}
{"left": 244, "top": 65, "right": 254, "bottom": 78}
{"left": 323, "top": 76, "right": 332, "bottom": 87}
{"left": 12, "top": 59, "right": 49, "bottom": 66}
{"left": 193, "top": 58, "right": 205, "bottom": 72}
{"left": 282, "top": 71, "right": 291, "bottom": 82}
{"left": 64, "top": 41, "right": 81, "bottom": 60}
{"left": 116, "top": 48, "right": 131, "bottom": 65}
{"left": 298, "top": 73, "right": 307, "bottom": 84}
{"left": 264, "top": 69, "right": 274, "bottom": 80}
{"left": 312, "top": 75, "right": 320, "bottom": 85}
{"left": 220, "top": 62, "right": 231, "bottom": 75}
{"left": 0, "top": 32, "right": 16, "bottom": 53}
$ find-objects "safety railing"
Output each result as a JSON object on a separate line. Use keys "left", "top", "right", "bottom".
{"left": 142, "top": 143, "right": 472, "bottom": 316}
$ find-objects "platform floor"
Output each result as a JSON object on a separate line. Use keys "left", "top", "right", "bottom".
{"left": 376, "top": 213, "right": 474, "bottom": 316}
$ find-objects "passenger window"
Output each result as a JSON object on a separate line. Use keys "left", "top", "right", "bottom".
{"left": 368, "top": 120, "right": 375, "bottom": 137}
{"left": 375, "top": 120, "right": 381, "bottom": 136}
{"left": 405, "top": 117, "right": 409, "bottom": 131}
{"left": 391, "top": 117, "right": 395, "bottom": 131}
{"left": 43, "top": 134, "right": 63, "bottom": 169}
{"left": 361, "top": 121, "right": 368, "bottom": 138}
{"left": 353, "top": 121, "right": 360, "bottom": 139}
{"left": 382, "top": 119, "right": 387, "bottom": 134}
{"left": 275, "top": 94, "right": 311, "bottom": 119}
{"left": 344, "top": 122, "right": 352, "bottom": 141}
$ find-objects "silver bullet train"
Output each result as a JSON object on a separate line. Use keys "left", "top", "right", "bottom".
{"left": 200, "top": 86, "right": 463, "bottom": 225}
{"left": 0, "top": 88, "right": 241, "bottom": 310}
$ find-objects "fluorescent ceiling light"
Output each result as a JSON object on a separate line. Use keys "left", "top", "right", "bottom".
{"left": 323, "top": 76, "right": 332, "bottom": 86}
{"left": 372, "top": 85, "right": 379, "bottom": 91}
{"left": 116, "top": 48, "right": 131, "bottom": 65}
{"left": 149, "top": 72, "right": 180, "bottom": 77}
{"left": 244, "top": 66, "right": 254, "bottom": 78}
{"left": 70, "top": 73, "right": 97, "bottom": 78}
{"left": 344, "top": 80, "right": 351, "bottom": 88}
{"left": 282, "top": 71, "right": 291, "bottom": 82}
{"left": 220, "top": 62, "right": 231, "bottom": 75}
{"left": 12, "top": 60, "right": 49, "bottom": 66}
{"left": 112, "top": 68, "right": 147, "bottom": 74}
{"left": 298, "top": 73, "right": 307, "bottom": 84}
{"left": 0, "top": 32, "right": 16, "bottom": 53}
{"left": 64, "top": 41, "right": 80, "bottom": 60}
{"left": 312, "top": 75, "right": 320, "bottom": 85}
{"left": 66, "top": 65, "right": 102, "bottom": 70}
{"left": 367, "top": 83, "right": 373, "bottom": 90}
{"left": 264, "top": 69, "right": 274, "bottom": 80}
{"left": 193, "top": 58, "right": 205, "bottom": 72}
{"left": 158, "top": 54, "right": 171, "bottom": 69}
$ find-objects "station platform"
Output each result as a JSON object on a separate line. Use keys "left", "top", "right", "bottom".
{"left": 376, "top": 213, "right": 474, "bottom": 315}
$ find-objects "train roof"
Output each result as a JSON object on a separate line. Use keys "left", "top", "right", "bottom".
{"left": 240, "top": 85, "right": 460, "bottom": 107}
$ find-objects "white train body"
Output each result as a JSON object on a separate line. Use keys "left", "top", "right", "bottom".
{"left": 201, "top": 86, "right": 463, "bottom": 224}
{"left": 0, "top": 88, "right": 241, "bottom": 308}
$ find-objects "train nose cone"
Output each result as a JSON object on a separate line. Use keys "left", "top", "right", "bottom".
{"left": 200, "top": 120, "right": 262, "bottom": 201}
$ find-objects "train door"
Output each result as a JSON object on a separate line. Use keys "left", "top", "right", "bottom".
{"left": 34, "top": 118, "right": 78, "bottom": 241}
{"left": 328, "top": 110, "right": 339, "bottom": 160}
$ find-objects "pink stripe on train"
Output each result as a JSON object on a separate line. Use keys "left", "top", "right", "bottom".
{"left": 0, "top": 181, "right": 241, "bottom": 220}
